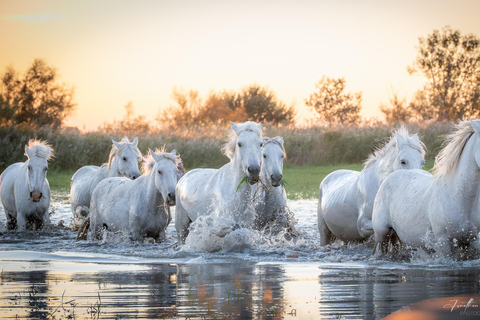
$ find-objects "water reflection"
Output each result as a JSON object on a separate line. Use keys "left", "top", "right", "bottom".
{"left": 1, "top": 261, "right": 480, "bottom": 319}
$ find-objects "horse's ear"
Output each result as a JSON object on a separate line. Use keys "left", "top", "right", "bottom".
{"left": 230, "top": 121, "right": 239, "bottom": 134}
{"left": 469, "top": 118, "right": 480, "bottom": 133}
{"left": 411, "top": 133, "right": 420, "bottom": 143}
{"left": 149, "top": 148, "right": 161, "bottom": 162}
{"left": 274, "top": 136, "right": 284, "bottom": 145}
{"left": 395, "top": 131, "right": 407, "bottom": 146}
{"left": 112, "top": 139, "right": 121, "bottom": 149}
{"left": 171, "top": 149, "right": 177, "bottom": 157}
{"left": 25, "top": 145, "right": 33, "bottom": 159}
{"left": 132, "top": 137, "right": 138, "bottom": 147}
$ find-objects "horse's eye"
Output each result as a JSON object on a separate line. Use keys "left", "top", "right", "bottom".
{"left": 122, "top": 157, "right": 127, "bottom": 161}
{"left": 27, "top": 166, "right": 32, "bottom": 171}
{"left": 238, "top": 142, "right": 242, "bottom": 147}
{"left": 263, "top": 154, "right": 267, "bottom": 159}
{"left": 400, "top": 160, "right": 407, "bottom": 165}
{"left": 260, "top": 143, "right": 263, "bottom": 147}
{"left": 158, "top": 170, "right": 162, "bottom": 175}
{"left": 44, "top": 168, "right": 48, "bottom": 172}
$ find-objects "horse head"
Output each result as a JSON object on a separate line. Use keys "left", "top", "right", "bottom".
{"left": 262, "top": 137, "right": 285, "bottom": 187}
{"left": 230, "top": 121, "right": 263, "bottom": 185}
{"left": 149, "top": 148, "right": 178, "bottom": 206}
{"left": 111, "top": 137, "right": 141, "bottom": 180}
{"left": 392, "top": 129, "right": 425, "bottom": 171}
{"left": 469, "top": 119, "right": 480, "bottom": 169}
{"left": 24, "top": 140, "right": 53, "bottom": 202}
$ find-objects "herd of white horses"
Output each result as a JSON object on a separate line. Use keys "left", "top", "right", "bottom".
{"left": 2, "top": 119, "right": 480, "bottom": 260}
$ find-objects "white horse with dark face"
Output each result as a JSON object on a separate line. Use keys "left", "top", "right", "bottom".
{"left": 373, "top": 119, "right": 480, "bottom": 258}
{"left": 317, "top": 127, "right": 425, "bottom": 246}
{"left": 0, "top": 140, "right": 53, "bottom": 230}
{"left": 175, "top": 121, "right": 263, "bottom": 244}
{"left": 253, "top": 137, "right": 289, "bottom": 232}
{"left": 69, "top": 137, "right": 141, "bottom": 230}
{"left": 89, "top": 148, "right": 179, "bottom": 241}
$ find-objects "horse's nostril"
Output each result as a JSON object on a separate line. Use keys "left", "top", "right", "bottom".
{"left": 132, "top": 176, "right": 137, "bottom": 180}
{"left": 248, "top": 166, "right": 260, "bottom": 175}
{"left": 168, "top": 192, "right": 175, "bottom": 200}
{"left": 30, "top": 192, "right": 33, "bottom": 198}
{"left": 39, "top": 193, "right": 43, "bottom": 199}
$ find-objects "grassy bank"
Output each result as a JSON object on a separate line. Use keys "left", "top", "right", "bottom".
{"left": 48, "top": 160, "right": 435, "bottom": 200}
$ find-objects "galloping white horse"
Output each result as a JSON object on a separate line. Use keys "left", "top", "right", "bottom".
{"left": 69, "top": 137, "right": 141, "bottom": 230}
{"left": 90, "top": 148, "right": 179, "bottom": 241}
{"left": 0, "top": 140, "right": 53, "bottom": 230}
{"left": 373, "top": 119, "right": 480, "bottom": 258}
{"left": 175, "top": 121, "right": 263, "bottom": 244}
{"left": 253, "top": 137, "right": 289, "bottom": 231}
{"left": 317, "top": 127, "right": 425, "bottom": 246}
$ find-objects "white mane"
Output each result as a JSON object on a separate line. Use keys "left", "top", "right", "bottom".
{"left": 25, "top": 139, "right": 54, "bottom": 161}
{"left": 434, "top": 120, "right": 476, "bottom": 179}
{"left": 107, "top": 136, "right": 141, "bottom": 168}
{"left": 364, "top": 126, "right": 425, "bottom": 168}
{"left": 222, "top": 121, "right": 263, "bottom": 160}
{"left": 142, "top": 147, "right": 180, "bottom": 175}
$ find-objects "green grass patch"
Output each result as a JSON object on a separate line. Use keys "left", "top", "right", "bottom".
{"left": 47, "top": 170, "right": 73, "bottom": 192}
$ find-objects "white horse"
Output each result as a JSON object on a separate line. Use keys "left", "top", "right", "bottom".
{"left": 175, "top": 121, "right": 263, "bottom": 244}
{"left": 89, "top": 148, "right": 179, "bottom": 241}
{"left": 373, "top": 119, "right": 480, "bottom": 258}
{"left": 253, "top": 137, "right": 289, "bottom": 232}
{"left": 317, "top": 127, "right": 426, "bottom": 246}
{"left": 69, "top": 137, "right": 141, "bottom": 230}
{"left": 0, "top": 140, "right": 53, "bottom": 230}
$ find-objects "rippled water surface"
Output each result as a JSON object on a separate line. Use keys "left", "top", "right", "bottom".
{"left": 1, "top": 192, "right": 480, "bottom": 319}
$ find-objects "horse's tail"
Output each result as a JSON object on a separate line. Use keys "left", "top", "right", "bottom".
{"left": 76, "top": 216, "right": 90, "bottom": 241}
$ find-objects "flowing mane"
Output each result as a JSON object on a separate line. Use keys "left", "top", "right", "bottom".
{"left": 364, "top": 126, "right": 425, "bottom": 168}
{"left": 222, "top": 121, "right": 263, "bottom": 160}
{"left": 264, "top": 137, "right": 287, "bottom": 159}
{"left": 142, "top": 147, "right": 180, "bottom": 175}
{"left": 25, "top": 139, "right": 54, "bottom": 161}
{"left": 107, "top": 136, "right": 141, "bottom": 168}
{"left": 433, "top": 120, "right": 475, "bottom": 179}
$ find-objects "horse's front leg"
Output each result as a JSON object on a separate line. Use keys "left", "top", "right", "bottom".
{"left": 357, "top": 202, "right": 374, "bottom": 239}
{"left": 16, "top": 212, "right": 27, "bottom": 231}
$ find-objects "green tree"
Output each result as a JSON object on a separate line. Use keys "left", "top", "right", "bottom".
{"left": 240, "top": 84, "right": 296, "bottom": 124}
{"left": 305, "top": 76, "right": 362, "bottom": 125}
{"left": 0, "top": 59, "right": 76, "bottom": 128}
{"left": 408, "top": 26, "right": 480, "bottom": 121}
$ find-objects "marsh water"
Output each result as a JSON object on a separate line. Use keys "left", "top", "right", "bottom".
{"left": 1, "top": 192, "right": 480, "bottom": 319}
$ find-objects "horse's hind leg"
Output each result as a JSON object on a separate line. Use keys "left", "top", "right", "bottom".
{"left": 317, "top": 192, "right": 334, "bottom": 246}
{"left": 175, "top": 201, "right": 191, "bottom": 244}
{"left": 5, "top": 212, "right": 17, "bottom": 230}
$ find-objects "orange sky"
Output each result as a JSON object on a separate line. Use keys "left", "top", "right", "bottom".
{"left": 1, "top": 0, "right": 480, "bottom": 130}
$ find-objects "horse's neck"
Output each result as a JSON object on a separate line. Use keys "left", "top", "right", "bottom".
{"left": 144, "top": 174, "right": 164, "bottom": 210}
{"left": 264, "top": 185, "right": 286, "bottom": 209}
{"left": 438, "top": 136, "right": 480, "bottom": 209}
{"left": 227, "top": 155, "right": 254, "bottom": 202}
{"left": 107, "top": 156, "right": 120, "bottom": 177}
{"left": 370, "top": 150, "right": 397, "bottom": 183}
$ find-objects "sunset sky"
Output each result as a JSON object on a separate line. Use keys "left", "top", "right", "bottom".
{"left": 1, "top": 0, "right": 480, "bottom": 130}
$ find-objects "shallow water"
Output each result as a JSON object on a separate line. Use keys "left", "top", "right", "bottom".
{"left": 1, "top": 192, "right": 480, "bottom": 319}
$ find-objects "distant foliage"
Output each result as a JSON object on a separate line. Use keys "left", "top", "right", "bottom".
{"left": 0, "top": 59, "right": 76, "bottom": 128}
{"left": 102, "top": 102, "right": 151, "bottom": 135}
{"left": 305, "top": 76, "right": 362, "bottom": 126}
{"left": 408, "top": 26, "right": 480, "bottom": 122}
{"left": 157, "top": 84, "right": 295, "bottom": 128}
{"left": 379, "top": 89, "right": 413, "bottom": 125}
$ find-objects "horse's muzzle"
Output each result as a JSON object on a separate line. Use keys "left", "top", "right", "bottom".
{"left": 271, "top": 173, "right": 283, "bottom": 187}
{"left": 30, "top": 191, "right": 42, "bottom": 202}
{"left": 166, "top": 192, "right": 176, "bottom": 206}
{"left": 247, "top": 165, "right": 260, "bottom": 184}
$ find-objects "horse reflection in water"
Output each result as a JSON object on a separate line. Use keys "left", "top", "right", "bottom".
{"left": 0, "top": 139, "right": 53, "bottom": 231}
{"left": 175, "top": 121, "right": 263, "bottom": 244}
{"left": 70, "top": 137, "right": 141, "bottom": 230}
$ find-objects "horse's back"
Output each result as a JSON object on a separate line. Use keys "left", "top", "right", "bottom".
{"left": 0, "top": 163, "right": 23, "bottom": 211}
{"left": 70, "top": 165, "right": 104, "bottom": 209}
{"left": 177, "top": 168, "right": 218, "bottom": 214}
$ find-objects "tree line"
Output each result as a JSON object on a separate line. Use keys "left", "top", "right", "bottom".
{"left": 1, "top": 26, "right": 479, "bottom": 132}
